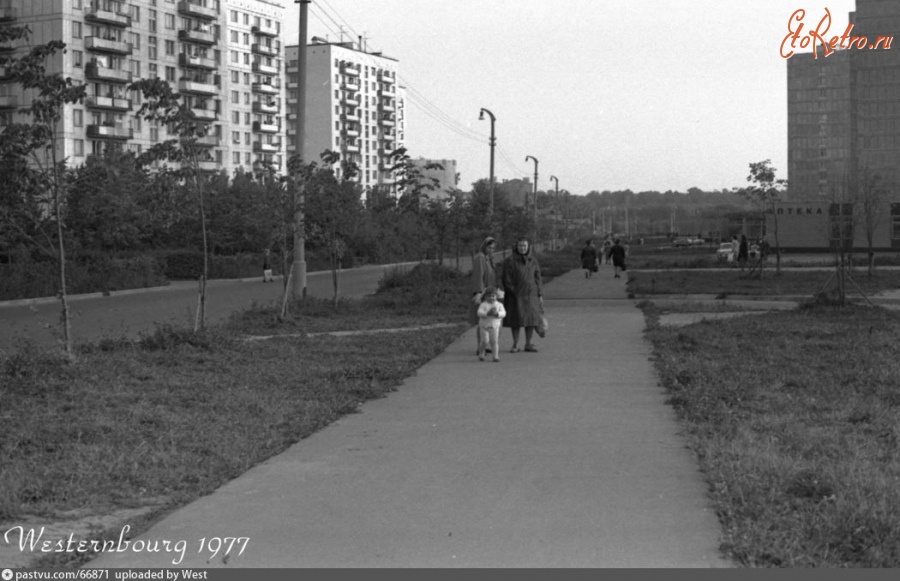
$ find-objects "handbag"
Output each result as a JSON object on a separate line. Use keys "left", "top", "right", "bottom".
{"left": 535, "top": 311, "right": 548, "bottom": 338}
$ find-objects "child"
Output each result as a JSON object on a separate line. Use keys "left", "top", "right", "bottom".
{"left": 476, "top": 286, "right": 506, "bottom": 362}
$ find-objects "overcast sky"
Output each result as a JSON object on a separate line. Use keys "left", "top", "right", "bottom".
{"left": 284, "top": 1, "right": 859, "bottom": 195}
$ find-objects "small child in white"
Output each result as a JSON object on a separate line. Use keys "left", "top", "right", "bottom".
{"left": 476, "top": 286, "right": 506, "bottom": 362}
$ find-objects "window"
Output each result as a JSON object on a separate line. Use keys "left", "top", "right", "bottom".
{"left": 243, "top": 13, "right": 249, "bottom": 25}
{"left": 149, "top": 9, "right": 157, "bottom": 32}
{"left": 165, "top": 66, "right": 175, "bottom": 81}
{"left": 73, "top": 110, "right": 83, "bottom": 128}
{"left": 74, "top": 139, "right": 84, "bottom": 156}
{"left": 131, "top": 60, "right": 140, "bottom": 76}
{"left": 231, "top": 50, "right": 238, "bottom": 63}
{"left": 231, "top": 90, "right": 239, "bottom": 103}
{"left": 829, "top": 203, "right": 854, "bottom": 245}
{"left": 128, "top": 32, "right": 140, "bottom": 50}
{"left": 232, "top": 130, "right": 240, "bottom": 144}
{"left": 73, "top": 50, "right": 83, "bottom": 68}
{"left": 231, "top": 10, "right": 238, "bottom": 22}
{"left": 244, "top": 92, "right": 250, "bottom": 105}
{"left": 243, "top": 72, "right": 250, "bottom": 85}
{"left": 73, "top": 21, "right": 82, "bottom": 39}
{"left": 129, "top": 5, "right": 140, "bottom": 22}
{"left": 232, "top": 111, "right": 240, "bottom": 123}
{"left": 243, "top": 33, "right": 249, "bottom": 45}
{"left": 165, "top": 40, "right": 175, "bottom": 55}
{"left": 245, "top": 112, "right": 250, "bottom": 125}
{"left": 244, "top": 132, "right": 250, "bottom": 145}
{"left": 149, "top": 63, "right": 158, "bottom": 78}
{"left": 245, "top": 152, "right": 251, "bottom": 164}
{"left": 164, "top": 13, "right": 175, "bottom": 29}
{"left": 243, "top": 53, "right": 250, "bottom": 65}
{"left": 148, "top": 36, "right": 157, "bottom": 59}
{"left": 233, "top": 152, "right": 240, "bottom": 164}
{"left": 231, "top": 70, "right": 239, "bottom": 82}
{"left": 230, "top": 30, "right": 238, "bottom": 43}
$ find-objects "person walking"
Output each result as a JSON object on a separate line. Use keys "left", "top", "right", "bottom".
{"left": 738, "top": 234, "right": 749, "bottom": 270}
{"left": 609, "top": 238, "right": 627, "bottom": 278}
{"left": 262, "top": 249, "right": 274, "bottom": 282}
{"left": 580, "top": 239, "right": 598, "bottom": 278}
{"left": 500, "top": 237, "right": 543, "bottom": 353}
{"left": 470, "top": 236, "right": 498, "bottom": 355}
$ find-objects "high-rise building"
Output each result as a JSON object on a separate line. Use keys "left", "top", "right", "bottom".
{"left": 284, "top": 39, "right": 405, "bottom": 193}
{"left": 781, "top": 0, "right": 900, "bottom": 250}
{"left": 0, "top": 0, "right": 285, "bottom": 175}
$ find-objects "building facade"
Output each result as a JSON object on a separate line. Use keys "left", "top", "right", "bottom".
{"left": 0, "top": 0, "right": 285, "bottom": 175}
{"left": 782, "top": 0, "right": 900, "bottom": 250}
{"left": 284, "top": 39, "right": 405, "bottom": 193}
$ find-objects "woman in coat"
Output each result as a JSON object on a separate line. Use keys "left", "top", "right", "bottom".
{"left": 501, "top": 237, "right": 543, "bottom": 353}
{"left": 470, "top": 236, "right": 498, "bottom": 354}
{"left": 580, "top": 239, "right": 598, "bottom": 278}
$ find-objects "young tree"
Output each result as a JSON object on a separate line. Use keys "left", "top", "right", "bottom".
{"left": 129, "top": 78, "right": 215, "bottom": 330}
{"left": 855, "top": 167, "right": 889, "bottom": 277}
{"left": 0, "top": 28, "right": 87, "bottom": 358}
{"left": 738, "top": 160, "right": 787, "bottom": 276}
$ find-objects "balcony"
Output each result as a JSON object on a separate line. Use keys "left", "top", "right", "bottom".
{"left": 86, "top": 61, "right": 133, "bottom": 83}
{"left": 87, "top": 125, "right": 133, "bottom": 140}
{"left": 253, "top": 159, "right": 277, "bottom": 172}
{"left": 252, "top": 62, "right": 278, "bottom": 76}
{"left": 253, "top": 101, "right": 278, "bottom": 114}
{"left": 343, "top": 143, "right": 360, "bottom": 153}
{"left": 343, "top": 79, "right": 360, "bottom": 91}
{"left": 253, "top": 120, "right": 279, "bottom": 133}
{"left": 179, "top": 53, "right": 216, "bottom": 70}
{"left": 85, "top": 96, "right": 132, "bottom": 111}
{"left": 85, "top": 8, "right": 131, "bottom": 27}
{"left": 344, "top": 94, "right": 359, "bottom": 106}
{"left": 341, "top": 63, "right": 360, "bottom": 76}
{"left": 192, "top": 134, "right": 221, "bottom": 148}
{"left": 341, "top": 127, "right": 360, "bottom": 137}
{"left": 252, "top": 43, "right": 277, "bottom": 57}
{"left": 179, "top": 28, "right": 216, "bottom": 45}
{"left": 342, "top": 113, "right": 360, "bottom": 123}
{"left": 378, "top": 87, "right": 395, "bottom": 97}
{"left": 189, "top": 106, "right": 218, "bottom": 121}
{"left": 178, "top": 79, "right": 219, "bottom": 95}
{"left": 379, "top": 101, "right": 395, "bottom": 112}
{"left": 251, "top": 82, "right": 280, "bottom": 95}
{"left": 251, "top": 22, "right": 277, "bottom": 37}
{"left": 85, "top": 37, "right": 133, "bottom": 55}
{"left": 196, "top": 160, "right": 220, "bottom": 172}
{"left": 0, "top": 95, "right": 17, "bottom": 109}
{"left": 379, "top": 73, "right": 395, "bottom": 85}
{"left": 253, "top": 141, "right": 281, "bottom": 153}
{"left": 379, "top": 117, "right": 396, "bottom": 127}
{"left": 177, "top": 1, "right": 218, "bottom": 20}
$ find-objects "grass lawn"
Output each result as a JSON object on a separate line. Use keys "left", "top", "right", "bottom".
{"left": 643, "top": 302, "right": 900, "bottom": 567}
{"left": 0, "top": 251, "right": 574, "bottom": 569}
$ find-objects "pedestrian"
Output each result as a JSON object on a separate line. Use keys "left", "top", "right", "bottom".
{"left": 262, "top": 249, "right": 274, "bottom": 282}
{"left": 603, "top": 239, "right": 612, "bottom": 264}
{"left": 738, "top": 234, "right": 749, "bottom": 270}
{"left": 470, "top": 236, "right": 498, "bottom": 355}
{"left": 580, "top": 239, "right": 598, "bottom": 278}
{"left": 500, "top": 237, "right": 543, "bottom": 353}
{"left": 476, "top": 286, "right": 506, "bottom": 362}
{"left": 609, "top": 238, "right": 627, "bottom": 278}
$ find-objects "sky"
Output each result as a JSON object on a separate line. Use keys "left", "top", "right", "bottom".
{"left": 283, "top": 0, "right": 859, "bottom": 196}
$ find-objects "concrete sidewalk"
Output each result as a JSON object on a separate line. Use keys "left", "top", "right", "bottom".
{"left": 86, "top": 267, "right": 731, "bottom": 568}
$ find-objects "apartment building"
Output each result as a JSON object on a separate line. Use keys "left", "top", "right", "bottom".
{"left": 0, "top": 0, "right": 285, "bottom": 175}
{"left": 781, "top": 0, "right": 900, "bottom": 250}
{"left": 285, "top": 39, "right": 406, "bottom": 193}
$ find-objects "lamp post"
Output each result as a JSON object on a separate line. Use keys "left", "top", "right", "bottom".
{"left": 292, "top": 0, "right": 310, "bottom": 299}
{"left": 478, "top": 108, "right": 496, "bottom": 217}
{"left": 525, "top": 155, "right": 538, "bottom": 242}
{"left": 550, "top": 175, "right": 559, "bottom": 249}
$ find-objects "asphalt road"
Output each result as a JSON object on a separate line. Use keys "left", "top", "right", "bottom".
{"left": 0, "top": 258, "right": 475, "bottom": 352}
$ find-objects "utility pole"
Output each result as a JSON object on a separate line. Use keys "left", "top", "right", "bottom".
{"left": 525, "top": 155, "right": 538, "bottom": 242}
{"left": 292, "top": 0, "right": 310, "bottom": 299}
{"left": 479, "top": 108, "right": 496, "bottom": 218}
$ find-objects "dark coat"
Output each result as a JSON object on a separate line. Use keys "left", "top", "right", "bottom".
{"left": 580, "top": 246, "right": 598, "bottom": 269}
{"left": 609, "top": 243, "right": 626, "bottom": 267}
{"left": 500, "top": 248, "right": 543, "bottom": 328}
{"left": 468, "top": 252, "right": 497, "bottom": 325}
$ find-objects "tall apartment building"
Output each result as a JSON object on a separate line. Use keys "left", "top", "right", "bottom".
{"left": 0, "top": 0, "right": 285, "bottom": 175}
{"left": 285, "top": 39, "right": 406, "bottom": 193}
{"left": 782, "top": 0, "right": 900, "bottom": 250}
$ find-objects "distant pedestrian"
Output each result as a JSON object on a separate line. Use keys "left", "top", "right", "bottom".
{"left": 470, "top": 236, "right": 498, "bottom": 355}
{"left": 476, "top": 286, "right": 506, "bottom": 362}
{"left": 580, "top": 239, "right": 598, "bottom": 278}
{"left": 262, "top": 249, "right": 274, "bottom": 282}
{"left": 609, "top": 238, "right": 627, "bottom": 278}
{"left": 738, "top": 234, "right": 749, "bottom": 270}
{"left": 501, "top": 237, "right": 543, "bottom": 353}
{"left": 603, "top": 239, "right": 612, "bottom": 264}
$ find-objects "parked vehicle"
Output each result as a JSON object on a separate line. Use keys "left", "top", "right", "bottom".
{"left": 673, "top": 238, "right": 691, "bottom": 247}
{"left": 717, "top": 242, "right": 734, "bottom": 262}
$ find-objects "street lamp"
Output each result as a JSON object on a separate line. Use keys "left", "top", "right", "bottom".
{"left": 525, "top": 155, "right": 538, "bottom": 241}
{"left": 550, "top": 175, "right": 559, "bottom": 249}
{"left": 478, "top": 108, "right": 496, "bottom": 217}
{"left": 292, "top": 0, "right": 311, "bottom": 299}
